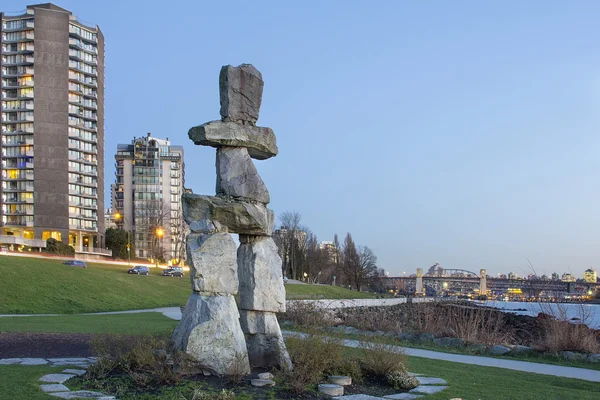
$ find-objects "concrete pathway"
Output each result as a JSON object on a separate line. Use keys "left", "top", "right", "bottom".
{"left": 282, "top": 331, "right": 600, "bottom": 383}
{"left": 3, "top": 308, "right": 600, "bottom": 383}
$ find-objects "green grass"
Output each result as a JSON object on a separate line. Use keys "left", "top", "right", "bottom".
{"left": 406, "top": 353, "right": 600, "bottom": 400}
{"left": 0, "top": 365, "right": 66, "bottom": 400}
{"left": 284, "top": 283, "right": 378, "bottom": 299}
{"left": 0, "top": 312, "right": 178, "bottom": 335}
{"left": 0, "top": 255, "right": 377, "bottom": 314}
{"left": 0, "top": 255, "right": 190, "bottom": 314}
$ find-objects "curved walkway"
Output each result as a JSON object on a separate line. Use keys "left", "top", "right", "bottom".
{"left": 3, "top": 307, "right": 600, "bottom": 383}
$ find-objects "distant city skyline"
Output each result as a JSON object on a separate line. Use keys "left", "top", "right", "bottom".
{"left": 3, "top": 1, "right": 598, "bottom": 276}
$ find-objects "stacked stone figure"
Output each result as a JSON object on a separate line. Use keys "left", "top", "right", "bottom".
{"left": 171, "top": 64, "right": 291, "bottom": 375}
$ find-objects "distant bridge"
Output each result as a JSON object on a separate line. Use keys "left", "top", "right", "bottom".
{"left": 377, "top": 268, "right": 600, "bottom": 297}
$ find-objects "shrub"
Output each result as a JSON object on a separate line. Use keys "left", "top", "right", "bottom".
{"left": 280, "top": 331, "right": 344, "bottom": 394}
{"left": 537, "top": 304, "right": 600, "bottom": 353}
{"left": 187, "top": 390, "right": 236, "bottom": 400}
{"left": 45, "top": 238, "right": 75, "bottom": 256}
{"left": 386, "top": 370, "right": 419, "bottom": 390}
{"left": 282, "top": 301, "right": 334, "bottom": 328}
{"left": 329, "top": 357, "right": 363, "bottom": 384}
{"left": 359, "top": 339, "right": 408, "bottom": 379}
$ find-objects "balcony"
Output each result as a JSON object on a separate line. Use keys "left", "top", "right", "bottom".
{"left": 75, "top": 246, "right": 111, "bottom": 257}
{"left": 2, "top": 21, "right": 34, "bottom": 32}
{"left": 0, "top": 235, "right": 46, "bottom": 249}
{"left": 2, "top": 32, "right": 34, "bottom": 42}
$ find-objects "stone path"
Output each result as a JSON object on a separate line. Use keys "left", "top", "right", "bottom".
{"left": 0, "top": 357, "right": 448, "bottom": 400}
{"left": 0, "top": 357, "right": 115, "bottom": 399}
{"left": 282, "top": 331, "right": 600, "bottom": 383}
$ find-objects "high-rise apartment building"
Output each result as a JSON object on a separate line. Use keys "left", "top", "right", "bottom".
{"left": 112, "top": 134, "right": 185, "bottom": 263}
{"left": 0, "top": 4, "right": 104, "bottom": 252}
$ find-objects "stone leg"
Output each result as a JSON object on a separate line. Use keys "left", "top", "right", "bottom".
{"left": 187, "top": 233, "right": 238, "bottom": 294}
{"left": 172, "top": 294, "right": 250, "bottom": 376}
{"left": 240, "top": 310, "right": 291, "bottom": 370}
{"left": 237, "top": 235, "right": 286, "bottom": 312}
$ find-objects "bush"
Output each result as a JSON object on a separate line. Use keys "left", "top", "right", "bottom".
{"left": 282, "top": 301, "right": 334, "bottom": 328}
{"left": 329, "top": 357, "right": 363, "bottom": 384}
{"left": 386, "top": 370, "right": 419, "bottom": 390}
{"left": 359, "top": 339, "right": 408, "bottom": 379}
{"left": 186, "top": 390, "right": 236, "bottom": 400}
{"left": 45, "top": 238, "right": 75, "bottom": 256}
{"left": 537, "top": 304, "right": 600, "bottom": 353}
{"left": 87, "top": 334, "right": 190, "bottom": 386}
{"left": 280, "top": 331, "right": 344, "bottom": 394}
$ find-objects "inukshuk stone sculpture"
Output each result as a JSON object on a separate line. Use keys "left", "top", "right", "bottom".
{"left": 171, "top": 64, "right": 291, "bottom": 376}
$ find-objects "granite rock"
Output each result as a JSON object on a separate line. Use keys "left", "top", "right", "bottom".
{"left": 188, "top": 121, "right": 278, "bottom": 160}
{"left": 489, "top": 345, "right": 511, "bottom": 355}
{"left": 239, "top": 310, "right": 291, "bottom": 369}
{"left": 187, "top": 233, "right": 238, "bottom": 294}
{"left": 216, "top": 147, "right": 269, "bottom": 203}
{"left": 183, "top": 194, "right": 274, "bottom": 236}
{"left": 237, "top": 236, "right": 286, "bottom": 312}
{"left": 219, "top": 64, "right": 263, "bottom": 125}
{"left": 171, "top": 294, "right": 250, "bottom": 376}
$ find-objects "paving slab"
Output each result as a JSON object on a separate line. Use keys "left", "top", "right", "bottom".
{"left": 49, "top": 391, "right": 115, "bottom": 399}
{"left": 384, "top": 394, "right": 424, "bottom": 399}
{"left": 21, "top": 358, "right": 49, "bottom": 365}
{"left": 416, "top": 377, "right": 447, "bottom": 385}
{"left": 39, "top": 373, "right": 76, "bottom": 383}
{"left": 48, "top": 358, "right": 90, "bottom": 363}
{"left": 40, "top": 384, "right": 70, "bottom": 393}
{"left": 0, "top": 358, "right": 22, "bottom": 365}
{"left": 409, "top": 385, "right": 448, "bottom": 395}
{"left": 333, "top": 395, "right": 385, "bottom": 400}
{"left": 62, "top": 368, "right": 87, "bottom": 375}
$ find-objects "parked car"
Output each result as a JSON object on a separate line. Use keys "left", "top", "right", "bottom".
{"left": 162, "top": 267, "right": 184, "bottom": 277}
{"left": 63, "top": 260, "right": 86, "bottom": 268}
{"left": 128, "top": 266, "right": 149, "bottom": 275}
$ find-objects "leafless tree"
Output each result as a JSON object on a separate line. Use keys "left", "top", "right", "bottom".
{"left": 274, "top": 211, "right": 306, "bottom": 279}
{"left": 339, "top": 233, "right": 378, "bottom": 291}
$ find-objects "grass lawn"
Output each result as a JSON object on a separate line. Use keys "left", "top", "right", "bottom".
{"left": 284, "top": 283, "right": 377, "bottom": 299}
{"left": 0, "top": 255, "right": 376, "bottom": 314}
{"left": 0, "top": 365, "right": 66, "bottom": 400}
{"left": 0, "top": 312, "right": 178, "bottom": 335}
{"left": 406, "top": 353, "right": 600, "bottom": 400}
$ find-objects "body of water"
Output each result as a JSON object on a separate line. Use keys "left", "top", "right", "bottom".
{"left": 473, "top": 300, "right": 600, "bottom": 329}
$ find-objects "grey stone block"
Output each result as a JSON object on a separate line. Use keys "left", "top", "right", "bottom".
{"left": 433, "top": 337, "right": 464, "bottom": 347}
{"left": 416, "top": 376, "right": 447, "bottom": 385}
{"left": 333, "top": 395, "right": 385, "bottom": 400}
{"left": 318, "top": 383, "right": 344, "bottom": 396}
{"left": 417, "top": 333, "right": 434, "bottom": 342}
{"left": 49, "top": 391, "right": 115, "bottom": 399}
{"left": 237, "top": 236, "right": 285, "bottom": 312}
{"left": 62, "top": 369, "right": 87, "bottom": 375}
{"left": 187, "top": 233, "right": 239, "bottom": 294}
{"left": 409, "top": 385, "right": 448, "bottom": 394}
{"left": 189, "top": 121, "right": 278, "bottom": 160}
{"left": 183, "top": 194, "right": 274, "bottom": 236}
{"left": 511, "top": 345, "right": 534, "bottom": 353}
{"left": 40, "top": 384, "right": 69, "bottom": 393}
{"left": 20, "top": 358, "right": 48, "bottom": 365}
{"left": 384, "top": 394, "right": 424, "bottom": 399}
{"left": 588, "top": 354, "right": 600, "bottom": 363}
{"left": 171, "top": 294, "right": 250, "bottom": 376}
{"left": 39, "top": 374, "right": 76, "bottom": 383}
{"left": 219, "top": 64, "right": 263, "bottom": 125}
{"left": 216, "top": 147, "right": 270, "bottom": 203}
{"left": 0, "top": 358, "right": 22, "bottom": 365}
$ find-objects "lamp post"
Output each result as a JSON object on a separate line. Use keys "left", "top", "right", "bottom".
{"left": 154, "top": 227, "right": 164, "bottom": 268}
{"left": 114, "top": 212, "right": 131, "bottom": 265}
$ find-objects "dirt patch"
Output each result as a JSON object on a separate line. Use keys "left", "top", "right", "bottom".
{"left": 0, "top": 332, "right": 94, "bottom": 358}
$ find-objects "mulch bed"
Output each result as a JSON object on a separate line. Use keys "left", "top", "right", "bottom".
{"left": 0, "top": 332, "right": 94, "bottom": 358}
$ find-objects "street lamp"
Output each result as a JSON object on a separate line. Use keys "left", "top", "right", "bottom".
{"left": 303, "top": 272, "right": 308, "bottom": 282}
{"left": 154, "top": 227, "right": 164, "bottom": 267}
{"left": 114, "top": 212, "right": 131, "bottom": 265}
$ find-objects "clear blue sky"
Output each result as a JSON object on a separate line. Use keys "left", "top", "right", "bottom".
{"left": 7, "top": 1, "right": 599, "bottom": 277}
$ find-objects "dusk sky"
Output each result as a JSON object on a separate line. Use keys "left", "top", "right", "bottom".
{"left": 6, "top": 1, "right": 599, "bottom": 277}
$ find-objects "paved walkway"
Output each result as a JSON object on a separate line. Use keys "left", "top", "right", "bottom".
{"left": 281, "top": 331, "right": 600, "bottom": 383}
{"left": 3, "top": 308, "right": 600, "bottom": 383}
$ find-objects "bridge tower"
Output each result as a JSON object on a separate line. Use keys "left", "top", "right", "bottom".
{"left": 416, "top": 268, "right": 424, "bottom": 295}
{"left": 479, "top": 269, "right": 487, "bottom": 297}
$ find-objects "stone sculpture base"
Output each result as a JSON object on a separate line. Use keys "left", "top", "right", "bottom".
{"left": 239, "top": 310, "right": 292, "bottom": 369}
{"left": 172, "top": 294, "right": 250, "bottom": 376}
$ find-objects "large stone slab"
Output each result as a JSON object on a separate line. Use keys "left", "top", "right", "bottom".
{"left": 171, "top": 293, "right": 250, "bottom": 376}
{"left": 409, "top": 385, "right": 448, "bottom": 395}
{"left": 237, "top": 235, "right": 285, "bottom": 312}
{"left": 416, "top": 376, "right": 447, "bottom": 385}
{"left": 21, "top": 358, "right": 48, "bottom": 365}
{"left": 188, "top": 121, "right": 278, "bottom": 160}
{"left": 384, "top": 394, "right": 424, "bottom": 399}
{"left": 239, "top": 310, "right": 291, "bottom": 369}
{"left": 187, "top": 233, "right": 238, "bottom": 294}
{"left": 219, "top": 64, "right": 263, "bottom": 125}
{"left": 39, "top": 374, "right": 76, "bottom": 383}
{"left": 183, "top": 194, "right": 274, "bottom": 236}
{"left": 49, "top": 391, "right": 115, "bottom": 399}
{"left": 0, "top": 358, "right": 22, "bottom": 365}
{"left": 216, "top": 147, "right": 270, "bottom": 203}
{"left": 40, "top": 384, "right": 69, "bottom": 393}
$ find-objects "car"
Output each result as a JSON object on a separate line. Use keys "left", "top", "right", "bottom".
{"left": 128, "top": 265, "right": 149, "bottom": 275}
{"left": 63, "top": 260, "right": 87, "bottom": 268}
{"left": 162, "top": 267, "right": 184, "bottom": 277}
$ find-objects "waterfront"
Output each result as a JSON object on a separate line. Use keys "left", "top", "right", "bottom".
{"left": 476, "top": 300, "right": 600, "bottom": 329}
